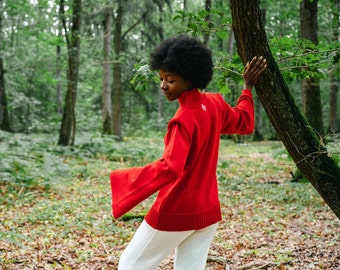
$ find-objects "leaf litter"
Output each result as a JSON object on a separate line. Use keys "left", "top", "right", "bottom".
{"left": 0, "top": 139, "right": 339, "bottom": 270}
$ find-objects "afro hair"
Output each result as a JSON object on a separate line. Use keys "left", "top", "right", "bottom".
{"left": 150, "top": 34, "right": 213, "bottom": 90}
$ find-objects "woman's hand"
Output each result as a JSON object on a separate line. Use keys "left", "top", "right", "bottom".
{"left": 243, "top": 56, "right": 267, "bottom": 90}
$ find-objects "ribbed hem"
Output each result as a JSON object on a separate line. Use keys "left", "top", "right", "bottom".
{"left": 145, "top": 202, "right": 222, "bottom": 231}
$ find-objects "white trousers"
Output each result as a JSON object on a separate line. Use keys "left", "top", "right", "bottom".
{"left": 118, "top": 220, "right": 218, "bottom": 270}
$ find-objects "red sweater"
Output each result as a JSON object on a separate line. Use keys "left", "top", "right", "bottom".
{"left": 110, "top": 89, "right": 254, "bottom": 231}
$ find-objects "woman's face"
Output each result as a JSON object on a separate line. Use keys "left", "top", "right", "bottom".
{"left": 159, "top": 70, "right": 191, "bottom": 101}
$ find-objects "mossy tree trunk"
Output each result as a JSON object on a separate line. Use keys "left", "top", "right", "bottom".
{"left": 230, "top": 0, "right": 340, "bottom": 219}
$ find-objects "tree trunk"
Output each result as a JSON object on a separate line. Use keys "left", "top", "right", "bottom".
{"left": 300, "top": 0, "right": 324, "bottom": 137}
{"left": 102, "top": 7, "right": 113, "bottom": 135}
{"left": 253, "top": 93, "right": 264, "bottom": 141}
{"left": 0, "top": 2, "right": 10, "bottom": 132}
{"left": 112, "top": 0, "right": 123, "bottom": 141}
{"left": 328, "top": 0, "right": 339, "bottom": 134}
{"left": 56, "top": 43, "right": 63, "bottom": 116}
{"left": 253, "top": 5, "right": 267, "bottom": 142}
{"left": 0, "top": 58, "right": 10, "bottom": 132}
{"left": 230, "top": 0, "right": 340, "bottom": 219}
{"left": 58, "top": 0, "right": 82, "bottom": 146}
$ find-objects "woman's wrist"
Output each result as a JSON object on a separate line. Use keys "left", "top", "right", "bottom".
{"left": 243, "top": 82, "right": 253, "bottom": 90}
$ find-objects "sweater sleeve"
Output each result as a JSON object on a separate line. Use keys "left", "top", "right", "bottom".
{"left": 220, "top": 89, "right": 254, "bottom": 134}
{"left": 110, "top": 122, "right": 190, "bottom": 219}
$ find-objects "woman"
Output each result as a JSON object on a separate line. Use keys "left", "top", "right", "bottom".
{"left": 110, "top": 34, "right": 267, "bottom": 270}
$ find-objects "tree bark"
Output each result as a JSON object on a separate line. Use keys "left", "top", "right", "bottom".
{"left": 300, "top": 0, "right": 324, "bottom": 136}
{"left": 253, "top": 5, "right": 267, "bottom": 142}
{"left": 112, "top": 0, "right": 123, "bottom": 141}
{"left": 56, "top": 43, "right": 63, "bottom": 116}
{"left": 0, "top": 2, "right": 10, "bottom": 132}
{"left": 102, "top": 7, "right": 113, "bottom": 135}
{"left": 0, "top": 58, "right": 10, "bottom": 132}
{"left": 253, "top": 93, "right": 264, "bottom": 141}
{"left": 230, "top": 0, "right": 340, "bottom": 219}
{"left": 58, "top": 0, "right": 82, "bottom": 146}
{"left": 328, "top": 0, "right": 339, "bottom": 134}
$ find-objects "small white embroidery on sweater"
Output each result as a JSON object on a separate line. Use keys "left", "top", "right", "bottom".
{"left": 201, "top": 104, "right": 207, "bottom": 111}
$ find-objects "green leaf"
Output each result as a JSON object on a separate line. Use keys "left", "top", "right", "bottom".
{"left": 216, "top": 31, "right": 228, "bottom": 40}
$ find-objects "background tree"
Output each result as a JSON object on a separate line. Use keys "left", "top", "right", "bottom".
{"left": 58, "top": 0, "right": 82, "bottom": 146}
{"left": 111, "top": 0, "right": 123, "bottom": 141}
{"left": 230, "top": 0, "right": 340, "bottom": 219}
{"left": 300, "top": 0, "right": 324, "bottom": 137}
{"left": 0, "top": 0, "right": 338, "bottom": 142}
{"left": 110, "top": 0, "right": 159, "bottom": 139}
{"left": 102, "top": 5, "right": 113, "bottom": 135}
{"left": 0, "top": 60, "right": 10, "bottom": 132}
{"left": 0, "top": 0, "right": 10, "bottom": 131}
{"left": 328, "top": 0, "right": 339, "bottom": 134}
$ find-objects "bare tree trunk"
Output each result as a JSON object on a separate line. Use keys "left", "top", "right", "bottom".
{"left": 56, "top": 43, "right": 63, "bottom": 116}
{"left": 253, "top": 94, "right": 264, "bottom": 141}
{"left": 253, "top": 6, "right": 267, "bottom": 142}
{"left": 112, "top": 0, "right": 123, "bottom": 141}
{"left": 58, "top": 0, "right": 82, "bottom": 146}
{"left": 0, "top": 58, "right": 10, "bottom": 132}
{"left": 328, "top": 0, "right": 339, "bottom": 134}
{"left": 0, "top": 1, "right": 10, "bottom": 132}
{"left": 230, "top": 0, "right": 340, "bottom": 219}
{"left": 182, "top": 0, "right": 187, "bottom": 9}
{"left": 300, "top": 0, "right": 324, "bottom": 137}
{"left": 102, "top": 7, "right": 113, "bottom": 135}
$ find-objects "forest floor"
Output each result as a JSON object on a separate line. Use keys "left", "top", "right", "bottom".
{"left": 0, "top": 134, "right": 339, "bottom": 269}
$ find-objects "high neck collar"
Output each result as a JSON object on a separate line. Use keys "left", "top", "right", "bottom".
{"left": 178, "top": 89, "right": 202, "bottom": 108}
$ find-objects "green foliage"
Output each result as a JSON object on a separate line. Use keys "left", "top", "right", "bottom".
{"left": 173, "top": 9, "right": 230, "bottom": 38}
{"left": 214, "top": 54, "right": 244, "bottom": 94}
{"left": 1, "top": 0, "right": 339, "bottom": 140}
{"left": 0, "top": 131, "right": 71, "bottom": 192}
{"left": 0, "top": 130, "right": 164, "bottom": 205}
{"left": 130, "top": 59, "right": 159, "bottom": 92}
{"left": 271, "top": 37, "right": 340, "bottom": 83}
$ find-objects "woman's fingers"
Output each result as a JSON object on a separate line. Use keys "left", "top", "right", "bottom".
{"left": 243, "top": 56, "right": 267, "bottom": 87}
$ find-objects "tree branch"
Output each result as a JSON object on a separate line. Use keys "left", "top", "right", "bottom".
{"left": 277, "top": 48, "right": 339, "bottom": 63}
{"left": 122, "top": 11, "right": 148, "bottom": 41}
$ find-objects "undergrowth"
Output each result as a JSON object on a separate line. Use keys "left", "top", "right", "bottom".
{"left": 0, "top": 130, "right": 163, "bottom": 202}
{"left": 0, "top": 131, "right": 339, "bottom": 269}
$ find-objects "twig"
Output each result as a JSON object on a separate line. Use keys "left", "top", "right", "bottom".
{"left": 207, "top": 256, "right": 227, "bottom": 266}
{"left": 277, "top": 48, "right": 338, "bottom": 63}
{"left": 279, "top": 221, "right": 318, "bottom": 238}
{"left": 235, "top": 260, "right": 273, "bottom": 269}
{"left": 216, "top": 66, "right": 243, "bottom": 77}
{"left": 292, "top": 244, "right": 317, "bottom": 253}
